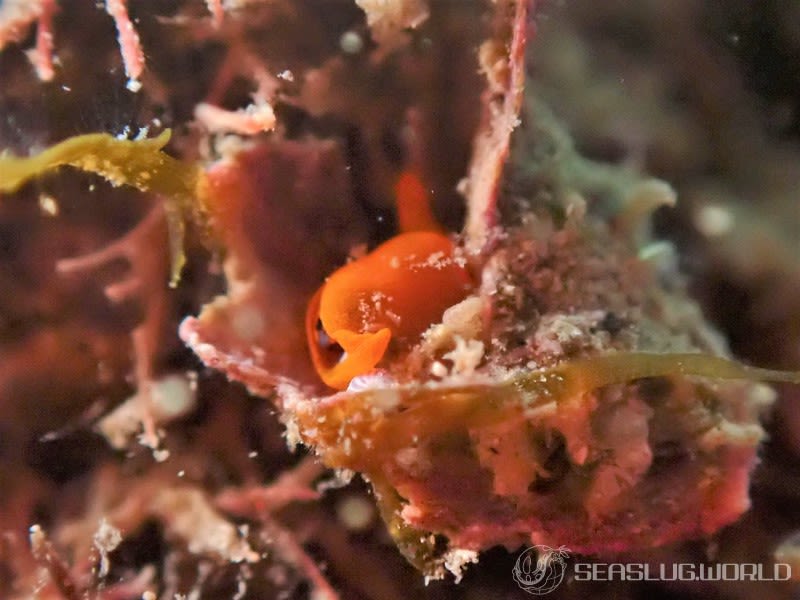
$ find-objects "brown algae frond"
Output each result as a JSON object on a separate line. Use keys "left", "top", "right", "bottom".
{"left": 292, "top": 350, "right": 800, "bottom": 575}
{"left": 0, "top": 130, "right": 203, "bottom": 284}
{"left": 298, "top": 352, "right": 800, "bottom": 472}
{"left": 517, "top": 352, "right": 800, "bottom": 400}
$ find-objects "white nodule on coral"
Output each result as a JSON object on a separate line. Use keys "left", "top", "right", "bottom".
{"left": 749, "top": 382, "right": 777, "bottom": 408}
{"left": 694, "top": 203, "right": 735, "bottom": 238}
{"left": 443, "top": 336, "right": 485, "bottom": 376}
{"left": 335, "top": 495, "right": 375, "bottom": 531}
{"left": 37, "top": 192, "right": 59, "bottom": 216}
{"left": 430, "top": 360, "right": 448, "bottom": 378}
{"left": 423, "top": 295, "right": 484, "bottom": 354}
{"left": 339, "top": 31, "right": 363, "bottom": 54}
{"left": 152, "top": 374, "right": 196, "bottom": 418}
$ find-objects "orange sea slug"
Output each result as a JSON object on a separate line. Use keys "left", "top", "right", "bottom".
{"left": 305, "top": 171, "right": 473, "bottom": 390}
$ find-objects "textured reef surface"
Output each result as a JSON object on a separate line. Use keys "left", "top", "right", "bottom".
{"left": 1, "top": 1, "right": 800, "bottom": 599}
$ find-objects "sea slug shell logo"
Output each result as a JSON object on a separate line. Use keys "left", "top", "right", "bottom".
{"left": 512, "top": 545, "right": 570, "bottom": 595}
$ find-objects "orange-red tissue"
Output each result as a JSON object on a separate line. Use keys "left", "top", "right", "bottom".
{"left": 306, "top": 172, "right": 471, "bottom": 389}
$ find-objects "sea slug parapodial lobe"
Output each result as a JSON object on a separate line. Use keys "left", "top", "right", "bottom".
{"left": 306, "top": 171, "right": 472, "bottom": 389}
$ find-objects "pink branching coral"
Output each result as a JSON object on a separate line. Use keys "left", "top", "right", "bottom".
{"left": 56, "top": 203, "right": 170, "bottom": 452}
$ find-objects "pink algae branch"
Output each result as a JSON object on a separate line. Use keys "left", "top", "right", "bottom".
{"left": 194, "top": 101, "right": 277, "bottom": 136}
{"left": 0, "top": 0, "right": 57, "bottom": 81}
{"left": 104, "top": 0, "right": 145, "bottom": 92}
{"left": 31, "top": 0, "right": 57, "bottom": 81}
{"left": 194, "top": 31, "right": 281, "bottom": 136}
{"left": 0, "top": 1, "right": 224, "bottom": 87}
{"left": 0, "top": 0, "right": 46, "bottom": 49}
{"left": 0, "top": 0, "right": 145, "bottom": 88}
{"left": 215, "top": 458, "right": 340, "bottom": 600}
{"left": 57, "top": 204, "right": 170, "bottom": 453}
{"left": 206, "top": 0, "right": 225, "bottom": 29}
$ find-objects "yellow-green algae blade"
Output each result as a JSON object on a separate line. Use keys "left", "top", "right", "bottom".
{"left": 0, "top": 130, "right": 202, "bottom": 284}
